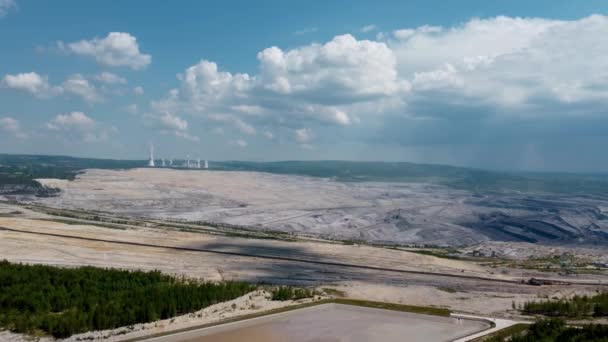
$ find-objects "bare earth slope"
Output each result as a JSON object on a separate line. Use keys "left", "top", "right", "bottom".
{"left": 34, "top": 168, "right": 608, "bottom": 246}
{"left": 1, "top": 203, "right": 604, "bottom": 319}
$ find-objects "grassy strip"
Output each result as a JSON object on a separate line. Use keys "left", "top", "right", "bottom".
{"left": 33, "top": 218, "right": 127, "bottom": 230}
{"left": 402, "top": 249, "right": 464, "bottom": 260}
{"left": 27, "top": 203, "right": 299, "bottom": 241}
{"left": 470, "top": 323, "right": 529, "bottom": 342}
{"left": 126, "top": 298, "right": 451, "bottom": 341}
{"left": 332, "top": 298, "right": 451, "bottom": 317}
{"left": 322, "top": 288, "right": 347, "bottom": 297}
{"left": 438, "top": 287, "right": 458, "bottom": 293}
{"left": 487, "top": 319, "right": 608, "bottom": 342}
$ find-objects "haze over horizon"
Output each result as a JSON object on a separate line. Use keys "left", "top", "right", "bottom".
{"left": 2, "top": 0, "right": 608, "bottom": 172}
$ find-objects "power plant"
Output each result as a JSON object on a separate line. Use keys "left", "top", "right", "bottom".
{"left": 146, "top": 144, "right": 208, "bottom": 169}
{"left": 148, "top": 143, "right": 155, "bottom": 167}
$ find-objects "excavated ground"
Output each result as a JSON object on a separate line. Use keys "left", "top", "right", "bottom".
{"left": 30, "top": 168, "right": 608, "bottom": 247}
{"left": 1, "top": 203, "right": 605, "bottom": 318}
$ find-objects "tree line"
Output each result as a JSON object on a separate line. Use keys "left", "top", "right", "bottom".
{"left": 521, "top": 292, "right": 608, "bottom": 318}
{"left": 0, "top": 260, "right": 254, "bottom": 338}
{"left": 489, "top": 318, "right": 608, "bottom": 341}
{"left": 271, "top": 286, "right": 315, "bottom": 301}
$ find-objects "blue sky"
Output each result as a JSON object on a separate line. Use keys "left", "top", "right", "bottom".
{"left": 1, "top": 0, "right": 608, "bottom": 171}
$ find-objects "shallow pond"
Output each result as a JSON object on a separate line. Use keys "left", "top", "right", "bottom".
{"left": 146, "top": 303, "right": 490, "bottom": 342}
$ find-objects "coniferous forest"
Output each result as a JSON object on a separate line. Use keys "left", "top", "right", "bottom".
{"left": 522, "top": 292, "right": 608, "bottom": 318}
{"left": 489, "top": 318, "right": 608, "bottom": 342}
{"left": 271, "top": 286, "right": 315, "bottom": 301}
{"left": 0, "top": 260, "right": 254, "bottom": 338}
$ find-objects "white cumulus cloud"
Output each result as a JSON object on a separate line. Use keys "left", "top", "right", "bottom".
{"left": 0, "top": 117, "right": 27, "bottom": 139}
{"left": 94, "top": 71, "right": 127, "bottom": 84}
{"left": 63, "top": 32, "right": 151, "bottom": 70}
{"left": 47, "top": 111, "right": 95, "bottom": 131}
{"left": 263, "top": 131, "right": 274, "bottom": 139}
{"left": 393, "top": 15, "right": 608, "bottom": 116}
{"left": 62, "top": 74, "right": 101, "bottom": 103}
{"left": 151, "top": 33, "right": 408, "bottom": 144}
{"left": 295, "top": 128, "right": 312, "bottom": 143}
{"left": 208, "top": 113, "right": 256, "bottom": 136}
{"left": 360, "top": 24, "right": 377, "bottom": 33}
{"left": 2, "top": 72, "right": 60, "bottom": 98}
{"left": 147, "top": 14, "right": 608, "bottom": 160}
{"left": 46, "top": 112, "right": 115, "bottom": 143}
{"left": 125, "top": 104, "right": 138, "bottom": 114}
{"left": 257, "top": 34, "right": 409, "bottom": 102}
{"left": 3, "top": 72, "right": 103, "bottom": 102}
{"left": 160, "top": 112, "right": 188, "bottom": 131}
{"left": 233, "top": 139, "right": 248, "bottom": 147}
{"left": 153, "top": 112, "right": 199, "bottom": 142}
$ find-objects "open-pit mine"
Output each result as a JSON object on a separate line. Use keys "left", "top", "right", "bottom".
{"left": 33, "top": 168, "right": 608, "bottom": 247}
{"left": 1, "top": 167, "right": 607, "bottom": 341}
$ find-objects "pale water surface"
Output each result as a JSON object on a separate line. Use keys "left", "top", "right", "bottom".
{"left": 148, "top": 304, "right": 490, "bottom": 342}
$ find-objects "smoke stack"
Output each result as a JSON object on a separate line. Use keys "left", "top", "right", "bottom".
{"left": 148, "top": 143, "right": 155, "bottom": 167}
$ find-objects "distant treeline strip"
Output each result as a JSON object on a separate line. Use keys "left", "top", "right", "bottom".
{"left": 0, "top": 261, "right": 254, "bottom": 338}
{"left": 1, "top": 226, "right": 595, "bottom": 286}
{"left": 521, "top": 292, "right": 608, "bottom": 318}
{"left": 488, "top": 318, "right": 608, "bottom": 342}
{"left": 3, "top": 154, "right": 608, "bottom": 196}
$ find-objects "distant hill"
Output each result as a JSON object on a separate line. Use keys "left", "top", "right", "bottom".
{"left": 214, "top": 160, "right": 608, "bottom": 196}
{"left": 0, "top": 154, "right": 143, "bottom": 196}
{"left": 0, "top": 154, "right": 144, "bottom": 175}
{"left": 1, "top": 154, "right": 608, "bottom": 196}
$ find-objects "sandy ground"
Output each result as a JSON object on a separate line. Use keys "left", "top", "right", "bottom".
{"left": 33, "top": 169, "right": 483, "bottom": 246}
{"left": 1, "top": 202, "right": 606, "bottom": 341}
{"left": 30, "top": 168, "right": 608, "bottom": 247}
{"left": 0, "top": 212, "right": 493, "bottom": 279}
{"left": 463, "top": 241, "right": 608, "bottom": 262}
{"left": 1, "top": 205, "right": 604, "bottom": 314}
{"left": 14, "top": 169, "right": 595, "bottom": 251}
